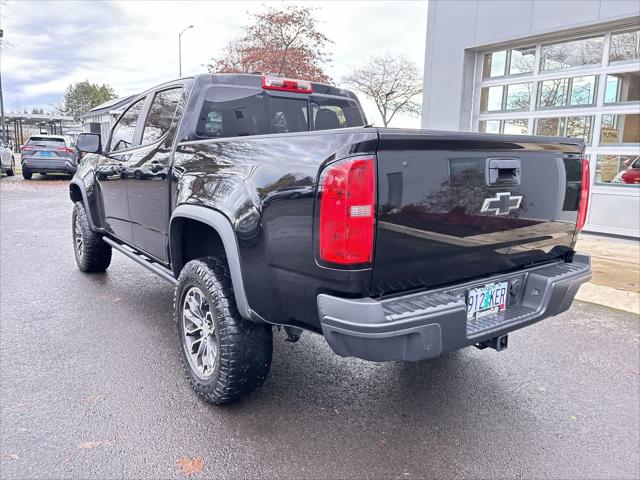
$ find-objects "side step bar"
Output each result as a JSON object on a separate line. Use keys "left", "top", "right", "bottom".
{"left": 102, "top": 237, "right": 177, "bottom": 285}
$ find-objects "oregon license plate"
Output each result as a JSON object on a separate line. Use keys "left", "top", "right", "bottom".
{"left": 466, "top": 281, "right": 508, "bottom": 321}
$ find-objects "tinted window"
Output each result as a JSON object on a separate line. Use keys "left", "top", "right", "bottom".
{"left": 197, "top": 88, "right": 364, "bottom": 138}
{"left": 310, "top": 96, "right": 364, "bottom": 130}
{"left": 197, "top": 89, "right": 269, "bottom": 138}
{"left": 142, "top": 88, "right": 183, "bottom": 145}
{"left": 270, "top": 96, "right": 308, "bottom": 133}
{"left": 110, "top": 97, "right": 145, "bottom": 151}
{"left": 26, "top": 137, "right": 65, "bottom": 147}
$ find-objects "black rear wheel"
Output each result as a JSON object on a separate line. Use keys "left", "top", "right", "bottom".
{"left": 175, "top": 257, "right": 273, "bottom": 404}
{"left": 22, "top": 168, "right": 32, "bottom": 180}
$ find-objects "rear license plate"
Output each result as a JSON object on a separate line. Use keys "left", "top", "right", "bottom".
{"left": 466, "top": 281, "right": 508, "bottom": 321}
{"left": 40, "top": 151, "right": 53, "bottom": 157}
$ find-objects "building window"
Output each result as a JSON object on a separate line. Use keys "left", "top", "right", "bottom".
{"left": 604, "top": 71, "right": 640, "bottom": 104}
{"left": 609, "top": 29, "right": 640, "bottom": 64}
{"left": 565, "top": 116, "right": 593, "bottom": 143}
{"left": 600, "top": 113, "right": 640, "bottom": 144}
{"left": 480, "top": 83, "right": 531, "bottom": 112}
{"left": 483, "top": 46, "right": 535, "bottom": 78}
{"left": 505, "top": 83, "right": 531, "bottom": 110}
{"left": 479, "top": 119, "right": 528, "bottom": 135}
{"left": 478, "top": 120, "right": 500, "bottom": 133}
{"left": 540, "top": 35, "right": 604, "bottom": 71}
{"left": 537, "top": 75, "right": 597, "bottom": 108}
{"left": 509, "top": 46, "right": 536, "bottom": 75}
{"left": 534, "top": 116, "right": 593, "bottom": 144}
{"left": 595, "top": 154, "right": 640, "bottom": 185}
{"left": 483, "top": 51, "right": 507, "bottom": 78}
{"left": 503, "top": 119, "right": 529, "bottom": 135}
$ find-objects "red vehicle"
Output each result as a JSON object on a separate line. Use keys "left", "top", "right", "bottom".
{"left": 612, "top": 156, "right": 640, "bottom": 185}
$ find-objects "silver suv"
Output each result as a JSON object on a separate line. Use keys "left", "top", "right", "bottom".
{"left": 21, "top": 135, "right": 78, "bottom": 179}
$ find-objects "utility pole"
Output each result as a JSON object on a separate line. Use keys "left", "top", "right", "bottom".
{"left": 178, "top": 25, "right": 194, "bottom": 78}
{"left": 0, "top": 28, "right": 6, "bottom": 143}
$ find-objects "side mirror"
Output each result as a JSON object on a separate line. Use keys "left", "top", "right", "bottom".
{"left": 76, "top": 133, "right": 101, "bottom": 154}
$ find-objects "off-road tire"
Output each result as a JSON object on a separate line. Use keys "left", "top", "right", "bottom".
{"left": 174, "top": 257, "right": 273, "bottom": 405}
{"left": 22, "top": 168, "right": 32, "bottom": 180}
{"left": 72, "top": 201, "right": 112, "bottom": 272}
{"left": 6, "top": 158, "right": 15, "bottom": 176}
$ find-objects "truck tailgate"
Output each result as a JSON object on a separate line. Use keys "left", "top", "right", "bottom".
{"left": 372, "top": 130, "right": 585, "bottom": 297}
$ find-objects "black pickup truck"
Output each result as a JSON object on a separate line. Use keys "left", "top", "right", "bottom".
{"left": 71, "top": 73, "right": 592, "bottom": 404}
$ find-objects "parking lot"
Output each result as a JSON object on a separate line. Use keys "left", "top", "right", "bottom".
{"left": 1, "top": 175, "right": 639, "bottom": 479}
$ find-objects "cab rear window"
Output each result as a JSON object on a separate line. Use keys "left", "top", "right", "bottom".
{"left": 196, "top": 87, "right": 364, "bottom": 139}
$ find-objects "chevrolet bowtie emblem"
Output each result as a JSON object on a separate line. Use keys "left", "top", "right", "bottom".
{"left": 481, "top": 192, "right": 522, "bottom": 216}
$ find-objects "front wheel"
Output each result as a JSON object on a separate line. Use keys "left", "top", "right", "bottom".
{"left": 72, "top": 202, "right": 112, "bottom": 272}
{"left": 174, "top": 257, "right": 273, "bottom": 404}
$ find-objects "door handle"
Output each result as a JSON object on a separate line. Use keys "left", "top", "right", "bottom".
{"left": 486, "top": 158, "right": 521, "bottom": 187}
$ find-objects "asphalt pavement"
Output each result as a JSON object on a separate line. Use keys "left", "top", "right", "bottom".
{"left": 1, "top": 175, "right": 639, "bottom": 479}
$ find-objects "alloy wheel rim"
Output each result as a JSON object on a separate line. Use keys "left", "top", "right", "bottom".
{"left": 74, "top": 214, "right": 83, "bottom": 259}
{"left": 182, "top": 286, "right": 218, "bottom": 379}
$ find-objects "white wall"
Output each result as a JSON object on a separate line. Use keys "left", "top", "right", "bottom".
{"left": 421, "top": 0, "right": 640, "bottom": 130}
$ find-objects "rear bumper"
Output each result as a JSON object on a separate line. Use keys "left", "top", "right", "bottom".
{"left": 22, "top": 157, "right": 76, "bottom": 174}
{"left": 318, "top": 254, "right": 592, "bottom": 362}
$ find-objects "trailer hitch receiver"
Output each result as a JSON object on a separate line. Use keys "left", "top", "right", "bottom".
{"left": 475, "top": 334, "right": 508, "bottom": 351}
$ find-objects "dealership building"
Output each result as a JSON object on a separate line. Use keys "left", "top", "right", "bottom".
{"left": 422, "top": 0, "right": 640, "bottom": 237}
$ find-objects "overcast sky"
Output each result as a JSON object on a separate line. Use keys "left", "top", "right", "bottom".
{"left": 1, "top": 0, "right": 427, "bottom": 127}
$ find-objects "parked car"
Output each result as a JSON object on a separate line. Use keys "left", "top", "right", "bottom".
{"left": 20, "top": 134, "right": 78, "bottom": 179}
{"left": 70, "top": 74, "right": 592, "bottom": 405}
{"left": 0, "top": 140, "right": 15, "bottom": 177}
{"left": 611, "top": 156, "right": 640, "bottom": 185}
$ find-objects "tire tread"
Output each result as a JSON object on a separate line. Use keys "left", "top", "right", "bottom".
{"left": 72, "top": 202, "right": 111, "bottom": 272}
{"left": 174, "top": 257, "right": 272, "bottom": 405}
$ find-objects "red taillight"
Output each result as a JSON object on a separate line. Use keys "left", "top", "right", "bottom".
{"left": 262, "top": 75, "right": 312, "bottom": 94}
{"left": 20, "top": 145, "right": 33, "bottom": 151}
{"left": 319, "top": 156, "right": 376, "bottom": 265}
{"left": 576, "top": 158, "right": 590, "bottom": 231}
{"left": 57, "top": 146, "right": 74, "bottom": 154}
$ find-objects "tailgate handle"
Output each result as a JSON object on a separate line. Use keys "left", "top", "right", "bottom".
{"left": 486, "top": 158, "right": 521, "bottom": 187}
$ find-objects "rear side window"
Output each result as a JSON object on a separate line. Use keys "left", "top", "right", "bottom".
{"left": 27, "top": 137, "right": 65, "bottom": 147}
{"left": 142, "top": 88, "right": 183, "bottom": 145}
{"left": 110, "top": 97, "right": 146, "bottom": 151}
{"left": 310, "top": 96, "right": 364, "bottom": 130}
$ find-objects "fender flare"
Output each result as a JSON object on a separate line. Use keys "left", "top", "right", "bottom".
{"left": 169, "top": 204, "right": 253, "bottom": 321}
{"left": 69, "top": 180, "right": 97, "bottom": 231}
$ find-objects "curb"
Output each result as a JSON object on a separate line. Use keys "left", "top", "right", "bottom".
{"left": 576, "top": 283, "right": 640, "bottom": 315}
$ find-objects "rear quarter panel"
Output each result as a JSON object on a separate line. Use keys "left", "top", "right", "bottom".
{"left": 171, "top": 129, "right": 378, "bottom": 330}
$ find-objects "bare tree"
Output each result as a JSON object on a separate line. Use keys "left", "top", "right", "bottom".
{"left": 343, "top": 53, "right": 423, "bottom": 127}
